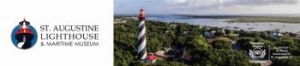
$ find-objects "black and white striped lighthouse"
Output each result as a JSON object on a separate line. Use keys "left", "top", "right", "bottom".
{"left": 137, "top": 9, "right": 147, "bottom": 60}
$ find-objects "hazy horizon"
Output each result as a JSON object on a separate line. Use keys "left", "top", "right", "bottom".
{"left": 114, "top": 13, "right": 300, "bottom": 17}
{"left": 115, "top": 0, "right": 300, "bottom": 15}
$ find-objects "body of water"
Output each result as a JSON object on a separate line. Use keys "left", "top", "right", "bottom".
{"left": 148, "top": 15, "right": 300, "bottom": 33}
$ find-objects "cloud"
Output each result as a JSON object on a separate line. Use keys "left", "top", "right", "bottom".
{"left": 166, "top": 0, "right": 298, "bottom": 9}
{"left": 114, "top": 0, "right": 300, "bottom": 15}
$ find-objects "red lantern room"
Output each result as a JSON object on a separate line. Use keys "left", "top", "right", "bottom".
{"left": 17, "top": 18, "right": 33, "bottom": 35}
{"left": 138, "top": 9, "right": 145, "bottom": 20}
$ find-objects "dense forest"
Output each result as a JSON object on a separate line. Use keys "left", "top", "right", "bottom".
{"left": 114, "top": 16, "right": 300, "bottom": 66}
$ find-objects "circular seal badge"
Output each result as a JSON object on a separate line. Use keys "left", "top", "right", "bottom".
{"left": 11, "top": 19, "right": 37, "bottom": 49}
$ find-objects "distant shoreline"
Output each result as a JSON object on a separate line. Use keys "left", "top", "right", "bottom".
{"left": 115, "top": 14, "right": 300, "bottom": 23}
{"left": 224, "top": 16, "right": 300, "bottom": 23}
{"left": 175, "top": 15, "right": 300, "bottom": 23}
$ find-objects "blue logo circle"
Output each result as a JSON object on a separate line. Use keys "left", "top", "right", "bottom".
{"left": 11, "top": 19, "right": 37, "bottom": 49}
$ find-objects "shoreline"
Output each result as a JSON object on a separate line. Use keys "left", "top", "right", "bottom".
{"left": 115, "top": 16, "right": 300, "bottom": 33}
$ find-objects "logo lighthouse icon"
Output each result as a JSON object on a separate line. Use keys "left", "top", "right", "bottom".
{"left": 11, "top": 18, "right": 37, "bottom": 49}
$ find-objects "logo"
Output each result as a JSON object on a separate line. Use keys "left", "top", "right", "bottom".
{"left": 249, "top": 45, "right": 266, "bottom": 59}
{"left": 11, "top": 19, "right": 38, "bottom": 49}
{"left": 248, "top": 42, "right": 270, "bottom": 63}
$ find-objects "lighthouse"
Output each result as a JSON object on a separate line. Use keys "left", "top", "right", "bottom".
{"left": 137, "top": 9, "right": 147, "bottom": 60}
{"left": 16, "top": 18, "right": 34, "bottom": 49}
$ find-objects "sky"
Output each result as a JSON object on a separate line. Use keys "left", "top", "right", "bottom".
{"left": 114, "top": 0, "right": 300, "bottom": 15}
